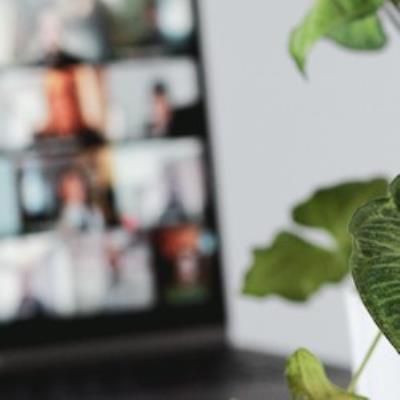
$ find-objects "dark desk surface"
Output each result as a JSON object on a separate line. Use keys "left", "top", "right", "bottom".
{"left": 0, "top": 348, "right": 350, "bottom": 399}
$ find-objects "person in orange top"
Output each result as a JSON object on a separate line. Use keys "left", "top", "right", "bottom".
{"left": 36, "top": 9, "right": 106, "bottom": 141}
{"left": 42, "top": 67, "right": 86, "bottom": 136}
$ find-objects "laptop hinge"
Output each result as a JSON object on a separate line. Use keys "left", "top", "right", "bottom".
{"left": 0, "top": 326, "right": 226, "bottom": 374}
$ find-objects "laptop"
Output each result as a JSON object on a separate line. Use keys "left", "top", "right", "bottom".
{"left": 0, "top": 1, "right": 348, "bottom": 398}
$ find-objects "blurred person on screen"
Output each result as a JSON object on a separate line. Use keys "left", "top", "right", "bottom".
{"left": 55, "top": 167, "right": 109, "bottom": 314}
{"left": 147, "top": 81, "right": 173, "bottom": 137}
{"left": 57, "top": 168, "right": 104, "bottom": 233}
{"left": 34, "top": 7, "right": 107, "bottom": 142}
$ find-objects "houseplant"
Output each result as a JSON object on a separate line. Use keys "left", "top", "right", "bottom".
{"left": 278, "top": 175, "right": 400, "bottom": 399}
{"left": 244, "top": 0, "right": 400, "bottom": 397}
{"left": 289, "top": 0, "right": 396, "bottom": 75}
{"left": 243, "top": 178, "right": 390, "bottom": 398}
{"left": 243, "top": 178, "right": 388, "bottom": 302}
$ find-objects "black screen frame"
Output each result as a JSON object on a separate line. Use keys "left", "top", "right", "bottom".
{"left": 0, "top": 0, "right": 227, "bottom": 353}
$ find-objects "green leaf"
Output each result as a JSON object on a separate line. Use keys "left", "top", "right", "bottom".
{"left": 351, "top": 175, "right": 400, "bottom": 353}
{"left": 286, "top": 349, "right": 367, "bottom": 400}
{"left": 328, "top": 15, "right": 387, "bottom": 50}
{"left": 243, "top": 232, "right": 346, "bottom": 301}
{"left": 293, "top": 178, "right": 388, "bottom": 254}
{"left": 289, "top": 0, "right": 385, "bottom": 72}
{"left": 243, "top": 178, "right": 388, "bottom": 302}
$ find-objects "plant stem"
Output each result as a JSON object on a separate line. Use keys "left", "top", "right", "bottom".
{"left": 347, "top": 332, "right": 382, "bottom": 394}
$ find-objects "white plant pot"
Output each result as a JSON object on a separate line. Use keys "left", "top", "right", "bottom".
{"left": 345, "top": 288, "right": 400, "bottom": 399}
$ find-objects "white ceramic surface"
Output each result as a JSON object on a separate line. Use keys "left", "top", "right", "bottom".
{"left": 345, "top": 288, "right": 400, "bottom": 399}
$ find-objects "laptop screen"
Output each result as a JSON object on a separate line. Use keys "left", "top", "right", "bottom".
{"left": 0, "top": 0, "right": 224, "bottom": 349}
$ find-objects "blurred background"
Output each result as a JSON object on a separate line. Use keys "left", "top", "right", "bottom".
{"left": 0, "top": 0, "right": 399, "bottom": 398}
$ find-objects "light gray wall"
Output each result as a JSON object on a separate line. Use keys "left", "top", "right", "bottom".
{"left": 200, "top": 0, "right": 400, "bottom": 367}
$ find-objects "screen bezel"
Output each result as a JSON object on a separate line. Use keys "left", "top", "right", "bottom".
{"left": 0, "top": 0, "right": 226, "bottom": 352}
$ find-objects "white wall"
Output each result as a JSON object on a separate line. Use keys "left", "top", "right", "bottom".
{"left": 200, "top": 0, "right": 400, "bottom": 367}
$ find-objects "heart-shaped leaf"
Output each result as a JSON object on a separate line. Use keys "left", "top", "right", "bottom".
{"left": 243, "top": 178, "right": 388, "bottom": 302}
{"left": 243, "top": 232, "right": 345, "bottom": 301}
{"left": 327, "top": 15, "right": 387, "bottom": 50}
{"left": 286, "top": 348, "right": 367, "bottom": 399}
{"left": 293, "top": 178, "right": 388, "bottom": 254}
{"left": 351, "top": 176, "right": 400, "bottom": 352}
{"left": 290, "top": 0, "right": 385, "bottom": 73}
